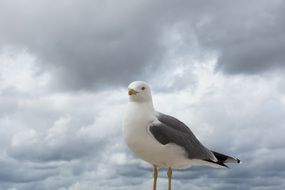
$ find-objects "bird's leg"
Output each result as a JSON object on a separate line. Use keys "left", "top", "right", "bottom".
{"left": 153, "top": 165, "right": 158, "bottom": 190}
{"left": 167, "top": 167, "right": 172, "bottom": 190}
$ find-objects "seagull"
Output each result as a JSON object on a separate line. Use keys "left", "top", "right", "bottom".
{"left": 123, "top": 81, "right": 240, "bottom": 190}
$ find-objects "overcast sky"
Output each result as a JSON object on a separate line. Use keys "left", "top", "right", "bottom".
{"left": 0, "top": 0, "right": 285, "bottom": 190}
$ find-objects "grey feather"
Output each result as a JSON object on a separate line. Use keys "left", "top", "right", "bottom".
{"left": 149, "top": 112, "right": 217, "bottom": 161}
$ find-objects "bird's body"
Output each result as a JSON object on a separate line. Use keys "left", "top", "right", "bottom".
{"left": 124, "top": 101, "right": 191, "bottom": 169}
{"left": 123, "top": 81, "right": 240, "bottom": 190}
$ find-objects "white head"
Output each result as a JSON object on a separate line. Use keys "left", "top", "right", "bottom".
{"left": 127, "top": 81, "right": 152, "bottom": 103}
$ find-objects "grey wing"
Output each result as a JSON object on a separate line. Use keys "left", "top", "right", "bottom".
{"left": 156, "top": 112, "right": 192, "bottom": 134}
{"left": 150, "top": 112, "right": 217, "bottom": 161}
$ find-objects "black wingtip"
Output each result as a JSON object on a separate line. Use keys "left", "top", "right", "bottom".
{"left": 211, "top": 151, "right": 241, "bottom": 164}
{"left": 223, "top": 163, "right": 229, "bottom": 168}
{"left": 236, "top": 158, "right": 241, "bottom": 164}
{"left": 203, "top": 159, "right": 229, "bottom": 168}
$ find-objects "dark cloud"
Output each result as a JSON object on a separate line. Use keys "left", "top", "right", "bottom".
{"left": 7, "top": 135, "right": 105, "bottom": 162}
{"left": 192, "top": 0, "right": 285, "bottom": 74}
{"left": 0, "top": 0, "right": 169, "bottom": 91}
{"left": 1, "top": 1, "right": 284, "bottom": 91}
{"left": 0, "top": 157, "right": 56, "bottom": 183}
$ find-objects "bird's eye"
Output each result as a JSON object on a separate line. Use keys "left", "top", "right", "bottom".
{"left": 141, "top": 87, "right": 145, "bottom": 90}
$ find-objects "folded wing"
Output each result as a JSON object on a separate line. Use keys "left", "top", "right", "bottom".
{"left": 149, "top": 112, "right": 217, "bottom": 162}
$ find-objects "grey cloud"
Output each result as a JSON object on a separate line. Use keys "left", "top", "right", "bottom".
{"left": 2, "top": 1, "right": 284, "bottom": 91}
{"left": 0, "top": 0, "right": 170, "bottom": 91}
{"left": 7, "top": 135, "right": 105, "bottom": 162}
{"left": 0, "top": 157, "right": 56, "bottom": 183}
{"left": 0, "top": 91, "right": 18, "bottom": 117}
{"left": 6, "top": 103, "right": 117, "bottom": 162}
{"left": 193, "top": 0, "right": 285, "bottom": 74}
{"left": 0, "top": 86, "right": 128, "bottom": 189}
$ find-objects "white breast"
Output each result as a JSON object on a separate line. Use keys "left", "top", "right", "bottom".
{"left": 123, "top": 102, "right": 155, "bottom": 149}
{"left": 123, "top": 102, "right": 191, "bottom": 168}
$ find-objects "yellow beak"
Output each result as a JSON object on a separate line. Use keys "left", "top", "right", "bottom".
{"left": 128, "top": 88, "right": 138, "bottom": 95}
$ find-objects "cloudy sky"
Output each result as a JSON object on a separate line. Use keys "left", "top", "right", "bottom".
{"left": 0, "top": 0, "right": 285, "bottom": 189}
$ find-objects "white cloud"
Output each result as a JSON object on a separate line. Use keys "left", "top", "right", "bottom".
{"left": 0, "top": 49, "right": 50, "bottom": 93}
{"left": 11, "top": 128, "right": 38, "bottom": 147}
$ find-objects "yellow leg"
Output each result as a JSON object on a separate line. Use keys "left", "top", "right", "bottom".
{"left": 167, "top": 167, "right": 172, "bottom": 190}
{"left": 153, "top": 166, "right": 158, "bottom": 190}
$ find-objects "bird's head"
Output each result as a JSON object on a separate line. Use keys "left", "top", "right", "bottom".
{"left": 127, "top": 81, "right": 152, "bottom": 102}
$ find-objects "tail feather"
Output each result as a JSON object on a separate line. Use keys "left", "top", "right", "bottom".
{"left": 204, "top": 151, "right": 240, "bottom": 168}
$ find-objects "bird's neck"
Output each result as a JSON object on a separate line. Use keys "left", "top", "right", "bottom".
{"left": 125, "top": 101, "right": 156, "bottom": 131}
{"left": 128, "top": 101, "right": 155, "bottom": 114}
